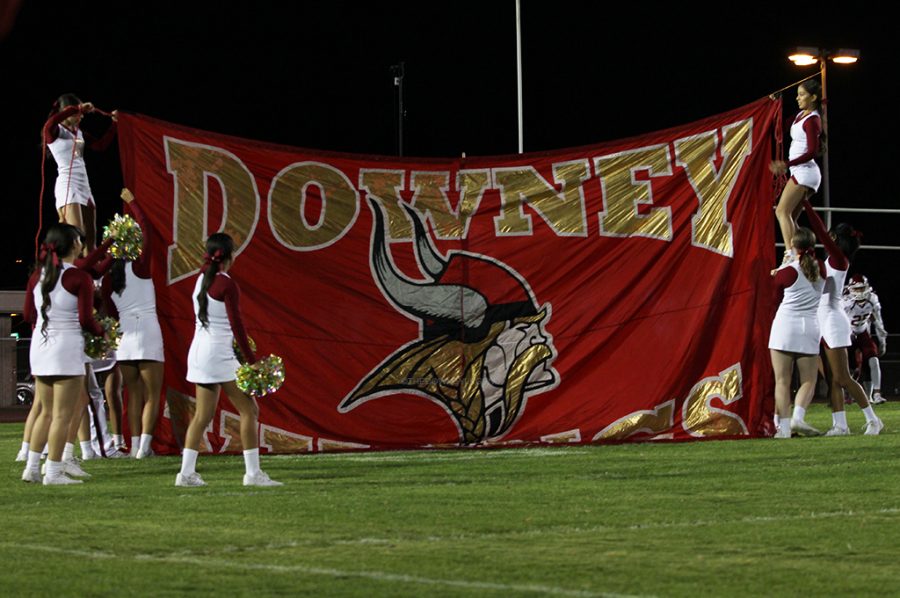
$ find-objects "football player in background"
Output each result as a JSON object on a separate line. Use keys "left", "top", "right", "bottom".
{"left": 843, "top": 275, "right": 888, "bottom": 404}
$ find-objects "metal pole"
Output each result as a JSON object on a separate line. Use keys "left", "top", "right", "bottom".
{"left": 819, "top": 57, "right": 831, "bottom": 229}
{"left": 393, "top": 62, "right": 405, "bottom": 157}
{"left": 516, "top": 0, "right": 524, "bottom": 154}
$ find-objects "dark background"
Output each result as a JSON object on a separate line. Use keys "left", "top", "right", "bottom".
{"left": 1, "top": 2, "right": 896, "bottom": 340}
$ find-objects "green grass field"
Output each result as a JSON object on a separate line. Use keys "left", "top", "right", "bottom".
{"left": 2, "top": 403, "right": 898, "bottom": 597}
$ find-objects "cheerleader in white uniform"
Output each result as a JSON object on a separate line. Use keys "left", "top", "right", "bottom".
{"left": 21, "top": 224, "right": 105, "bottom": 484}
{"left": 43, "top": 93, "right": 117, "bottom": 250}
{"left": 769, "top": 227, "right": 824, "bottom": 438}
{"left": 176, "top": 233, "right": 281, "bottom": 487}
{"left": 793, "top": 201, "right": 883, "bottom": 436}
{"left": 769, "top": 80, "right": 823, "bottom": 262}
{"left": 102, "top": 189, "right": 165, "bottom": 458}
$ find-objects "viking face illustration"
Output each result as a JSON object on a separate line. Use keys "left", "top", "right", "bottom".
{"left": 338, "top": 199, "right": 559, "bottom": 444}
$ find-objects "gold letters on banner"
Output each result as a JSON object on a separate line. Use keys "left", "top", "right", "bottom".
{"left": 592, "top": 399, "right": 675, "bottom": 441}
{"left": 164, "top": 137, "right": 260, "bottom": 283}
{"left": 164, "top": 122, "right": 749, "bottom": 284}
{"left": 589, "top": 363, "right": 748, "bottom": 440}
{"left": 269, "top": 161, "right": 360, "bottom": 251}
{"left": 681, "top": 363, "right": 748, "bottom": 437}
{"left": 596, "top": 145, "right": 673, "bottom": 241}
{"left": 493, "top": 161, "right": 590, "bottom": 236}
{"left": 411, "top": 170, "right": 490, "bottom": 239}
{"left": 674, "top": 119, "right": 753, "bottom": 257}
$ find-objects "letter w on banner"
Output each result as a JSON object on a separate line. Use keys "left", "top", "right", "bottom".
{"left": 117, "top": 97, "right": 780, "bottom": 454}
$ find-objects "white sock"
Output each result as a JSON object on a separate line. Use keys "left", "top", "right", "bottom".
{"left": 45, "top": 460, "right": 63, "bottom": 477}
{"left": 20, "top": 441, "right": 29, "bottom": 454}
{"left": 114, "top": 434, "right": 124, "bottom": 447}
{"left": 80, "top": 440, "right": 94, "bottom": 459}
{"left": 868, "top": 357, "right": 882, "bottom": 389}
{"left": 833, "top": 411, "right": 848, "bottom": 428}
{"left": 778, "top": 419, "right": 791, "bottom": 436}
{"left": 26, "top": 450, "right": 42, "bottom": 471}
{"left": 130, "top": 436, "right": 140, "bottom": 456}
{"left": 861, "top": 406, "right": 877, "bottom": 423}
{"left": 774, "top": 413, "right": 780, "bottom": 428}
{"left": 791, "top": 405, "right": 807, "bottom": 422}
{"left": 139, "top": 434, "right": 153, "bottom": 454}
{"left": 180, "top": 448, "right": 199, "bottom": 476}
{"left": 63, "top": 443, "right": 75, "bottom": 461}
{"left": 243, "top": 448, "right": 261, "bottom": 476}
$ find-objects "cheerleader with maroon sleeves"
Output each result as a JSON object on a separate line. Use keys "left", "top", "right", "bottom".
{"left": 769, "top": 80, "right": 824, "bottom": 263}
{"left": 102, "top": 188, "right": 165, "bottom": 458}
{"left": 768, "top": 227, "right": 825, "bottom": 438}
{"left": 43, "top": 93, "right": 117, "bottom": 250}
{"left": 15, "top": 233, "right": 113, "bottom": 467}
{"left": 793, "top": 200, "right": 884, "bottom": 436}
{"left": 176, "top": 233, "right": 281, "bottom": 487}
{"left": 21, "top": 224, "right": 105, "bottom": 485}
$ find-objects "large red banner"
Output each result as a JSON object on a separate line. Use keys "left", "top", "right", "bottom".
{"left": 117, "top": 97, "right": 779, "bottom": 454}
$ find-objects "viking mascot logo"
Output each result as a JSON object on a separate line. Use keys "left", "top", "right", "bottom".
{"left": 338, "top": 200, "right": 560, "bottom": 444}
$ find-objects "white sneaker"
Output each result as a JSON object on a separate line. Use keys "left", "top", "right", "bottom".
{"left": 790, "top": 419, "right": 822, "bottom": 437}
{"left": 136, "top": 447, "right": 155, "bottom": 459}
{"left": 105, "top": 448, "right": 130, "bottom": 459}
{"left": 870, "top": 392, "right": 886, "bottom": 405}
{"left": 175, "top": 472, "right": 206, "bottom": 487}
{"left": 773, "top": 428, "right": 791, "bottom": 439}
{"left": 63, "top": 459, "right": 91, "bottom": 478}
{"left": 243, "top": 470, "right": 283, "bottom": 487}
{"left": 21, "top": 468, "right": 41, "bottom": 483}
{"left": 15, "top": 449, "right": 27, "bottom": 462}
{"left": 825, "top": 425, "right": 850, "bottom": 437}
{"left": 863, "top": 418, "right": 884, "bottom": 436}
{"left": 43, "top": 473, "right": 83, "bottom": 485}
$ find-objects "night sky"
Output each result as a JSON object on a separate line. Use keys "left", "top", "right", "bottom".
{"left": 2, "top": 2, "right": 896, "bottom": 326}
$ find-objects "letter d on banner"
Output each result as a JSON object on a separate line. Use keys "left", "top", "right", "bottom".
{"left": 164, "top": 137, "right": 261, "bottom": 284}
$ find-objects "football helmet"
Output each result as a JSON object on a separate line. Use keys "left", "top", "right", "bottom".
{"left": 845, "top": 274, "right": 871, "bottom": 302}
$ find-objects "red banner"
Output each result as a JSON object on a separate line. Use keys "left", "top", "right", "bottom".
{"left": 117, "top": 97, "right": 779, "bottom": 454}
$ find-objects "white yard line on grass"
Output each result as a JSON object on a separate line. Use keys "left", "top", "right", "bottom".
{"left": 1, "top": 542, "right": 644, "bottom": 598}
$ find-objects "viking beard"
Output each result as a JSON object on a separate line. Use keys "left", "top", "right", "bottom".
{"left": 342, "top": 321, "right": 556, "bottom": 444}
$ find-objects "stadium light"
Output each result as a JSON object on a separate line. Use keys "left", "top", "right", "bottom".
{"left": 787, "top": 46, "right": 860, "bottom": 228}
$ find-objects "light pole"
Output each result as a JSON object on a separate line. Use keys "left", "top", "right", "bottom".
{"left": 788, "top": 47, "right": 860, "bottom": 229}
{"left": 391, "top": 62, "right": 406, "bottom": 157}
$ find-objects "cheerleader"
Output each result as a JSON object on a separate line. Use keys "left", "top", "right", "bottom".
{"left": 17, "top": 232, "right": 111, "bottom": 467}
{"left": 768, "top": 227, "right": 825, "bottom": 438}
{"left": 21, "top": 224, "right": 106, "bottom": 484}
{"left": 769, "top": 80, "right": 823, "bottom": 262}
{"left": 176, "top": 233, "right": 281, "bottom": 487}
{"left": 794, "top": 201, "right": 883, "bottom": 436}
{"left": 102, "top": 189, "right": 164, "bottom": 458}
{"left": 43, "top": 93, "right": 117, "bottom": 250}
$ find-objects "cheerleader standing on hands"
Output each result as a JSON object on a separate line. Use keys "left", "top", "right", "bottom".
{"left": 102, "top": 189, "right": 164, "bottom": 458}
{"left": 177, "top": 233, "right": 281, "bottom": 487}
{"left": 21, "top": 224, "right": 106, "bottom": 484}
{"left": 769, "top": 80, "right": 823, "bottom": 261}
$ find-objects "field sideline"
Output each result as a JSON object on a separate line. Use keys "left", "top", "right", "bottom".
{"left": 2, "top": 403, "right": 898, "bottom": 597}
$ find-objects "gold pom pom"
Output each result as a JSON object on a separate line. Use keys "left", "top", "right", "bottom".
{"left": 236, "top": 355, "right": 285, "bottom": 399}
{"left": 102, "top": 214, "right": 143, "bottom": 261}
{"left": 83, "top": 315, "right": 122, "bottom": 360}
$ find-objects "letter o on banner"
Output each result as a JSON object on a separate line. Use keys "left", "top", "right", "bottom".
{"left": 268, "top": 161, "right": 360, "bottom": 251}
